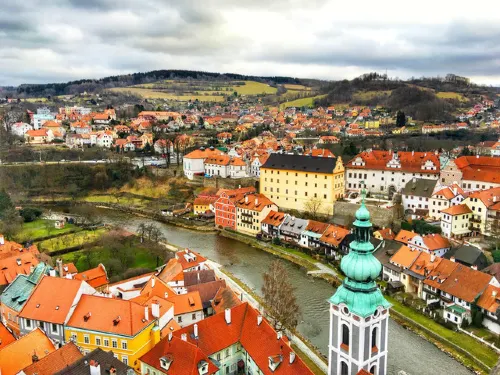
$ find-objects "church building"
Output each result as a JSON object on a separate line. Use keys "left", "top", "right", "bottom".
{"left": 328, "top": 191, "right": 391, "bottom": 375}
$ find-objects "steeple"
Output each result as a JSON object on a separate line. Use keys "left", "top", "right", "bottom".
{"left": 328, "top": 187, "right": 390, "bottom": 375}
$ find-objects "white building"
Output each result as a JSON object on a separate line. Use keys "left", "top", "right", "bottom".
{"left": 183, "top": 148, "right": 226, "bottom": 180}
{"left": 96, "top": 132, "right": 113, "bottom": 148}
{"left": 250, "top": 154, "right": 269, "bottom": 177}
{"left": 407, "top": 233, "right": 450, "bottom": 257}
{"left": 401, "top": 178, "right": 438, "bottom": 219}
{"left": 345, "top": 150, "right": 440, "bottom": 199}
{"left": 10, "top": 122, "right": 32, "bottom": 136}
{"left": 429, "top": 184, "right": 466, "bottom": 220}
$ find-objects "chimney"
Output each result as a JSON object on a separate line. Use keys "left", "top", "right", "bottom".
{"left": 225, "top": 308, "right": 231, "bottom": 324}
{"left": 471, "top": 265, "right": 478, "bottom": 271}
{"left": 453, "top": 187, "right": 458, "bottom": 196}
{"left": 89, "top": 360, "right": 101, "bottom": 375}
{"left": 255, "top": 198, "right": 259, "bottom": 205}
{"left": 32, "top": 353, "right": 39, "bottom": 363}
{"left": 0, "top": 235, "right": 4, "bottom": 245}
{"left": 476, "top": 154, "right": 479, "bottom": 158}
{"left": 289, "top": 352, "right": 296, "bottom": 364}
{"left": 151, "top": 301, "right": 160, "bottom": 318}
{"left": 450, "top": 256, "right": 456, "bottom": 262}
{"left": 430, "top": 253, "right": 436, "bottom": 263}
{"left": 412, "top": 150, "right": 414, "bottom": 156}
{"left": 168, "top": 332, "right": 173, "bottom": 341}
{"left": 257, "top": 315, "right": 263, "bottom": 326}
{"left": 151, "top": 277, "right": 155, "bottom": 287}
{"left": 277, "top": 331, "right": 282, "bottom": 340}
{"left": 16, "top": 259, "right": 21, "bottom": 266}
{"left": 493, "top": 290, "right": 498, "bottom": 298}
{"left": 56, "top": 258, "right": 63, "bottom": 277}
{"left": 181, "top": 333, "right": 187, "bottom": 341}
{"left": 245, "top": 195, "right": 249, "bottom": 203}
{"left": 144, "top": 306, "right": 149, "bottom": 321}
{"left": 194, "top": 323, "right": 199, "bottom": 338}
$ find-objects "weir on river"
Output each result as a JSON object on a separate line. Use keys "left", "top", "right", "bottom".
{"left": 59, "top": 207, "right": 473, "bottom": 375}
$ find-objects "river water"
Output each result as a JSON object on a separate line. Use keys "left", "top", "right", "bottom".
{"left": 59, "top": 207, "right": 473, "bottom": 375}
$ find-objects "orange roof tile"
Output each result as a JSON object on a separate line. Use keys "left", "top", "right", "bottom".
{"left": 477, "top": 285, "right": 500, "bottom": 313}
{"left": 347, "top": 150, "right": 440, "bottom": 174}
{"left": 132, "top": 276, "right": 177, "bottom": 303}
{"left": 394, "top": 230, "right": 418, "bottom": 244}
{"left": 22, "top": 342, "right": 83, "bottom": 375}
{"left": 390, "top": 245, "right": 420, "bottom": 268}
{"left": 319, "top": 225, "right": 350, "bottom": 247}
{"left": 74, "top": 264, "right": 108, "bottom": 288}
{"left": 455, "top": 156, "right": 500, "bottom": 184}
{"left": 166, "top": 291, "right": 203, "bottom": 315}
{"left": 67, "top": 295, "right": 155, "bottom": 336}
{"left": 0, "top": 328, "right": 55, "bottom": 375}
{"left": 235, "top": 193, "right": 276, "bottom": 212}
{"left": 184, "top": 148, "right": 225, "bottom": 160}
{"left": 175, "top": 249, "right": 207, "bottom": 271}
{"left": 0, "top": 252, "right": 40, "bottom": 286}
{"left": 409, "top": 251, "right": 442, "bottom": 277}
{"left": 139, "top": 335, "right": 219, "bottom": 375}
{"left": 440, "top": 263, "right": 492, "bottom": 303}
{"left": 19, "top": 276, "right": 86, "bottom": 324}
{"left": 0, "top": 322, "right": 15, "bottom": 350}
{"left": 262, "top": 211, "right": 286, "bottom": 227}
{"left": 374, "top": 228, "right": 395, "bottom": 240}
{"left": 468, "top": 187, "right": 500, "bottom": 208}
{"left": 441, "top": 204, "right": 471, "bottom": 215}
{"left": 157, "top": 259, "right": 184, "bottom": 283}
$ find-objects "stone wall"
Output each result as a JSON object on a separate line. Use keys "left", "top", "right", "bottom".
{"left": 333, "top": 201, "right": 402, "bottom": 228}
{"left": 203, "top": 176, "right": 258, "bottom": 190}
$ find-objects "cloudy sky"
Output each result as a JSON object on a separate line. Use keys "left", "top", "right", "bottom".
{"left": 1, "top": 0, "right": 499, "bottom": 86}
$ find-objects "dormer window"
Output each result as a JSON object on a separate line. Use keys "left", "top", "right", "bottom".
{"left": 268, "top": 355, "right": 282, "bottom": 372}
{"left": 160, "top": 355, "right": 173, "bottom": 371}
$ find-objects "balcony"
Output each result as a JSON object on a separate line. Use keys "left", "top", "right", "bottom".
{"left": 470, "top": 217, "right": 482, "bottom": 224}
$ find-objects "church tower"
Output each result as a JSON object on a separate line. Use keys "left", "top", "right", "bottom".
{"left": 328, "top": 191, "right": 391, "bottom": 375}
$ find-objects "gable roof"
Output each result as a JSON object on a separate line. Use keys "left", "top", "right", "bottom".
{"left": 174, "top": 303, "right": 314, "bottom": 375}
{"left": 0, "top": 328, "right": 55, "bottom": 375}
{"left": 390, "top": 245, "right": 420, "bottom": 268}
{"left": 261, "top": 153, "right": 338, "bottom": 174}
{"left": 394, "top": 230, "right": 418, "bottom": 244}
{"left": 319, "top": 225, "right": 350, "bottom": 247}
{"left": 477, "top": 285, "right": 500, "bottom": 313}
{"left": 183, "top": 269, "right": 216, "bottom": 287}
{"left": 22, "top": 342, "right": 83, "bottom": 375}
{"left": 187, "top": 280, "right": 226, "bottom": 309}
{"left": 55, "top": 348, "right": 133, "bottom": 375}
{"left": 0, "top": 322, "right": 15, "bottom": 349}
{"left": 441, "top": 204, "right": 472, "bottom": 215}
{"left": 445, "top": 245, "right": 489, "bottom": 270}
{"left": 235, "top": 193, "right": 276, "bottom": 212}
{"left": 402, "top": 178, "right": 438, "bottom": 198}
{"left": 211, "top": 286, "right": 242, "bottom": 314}
{"left": 18, "top": 276, "right": 86, "bottom": 324}
{"left": 0, "top": 252, "right": 40, "bottom": 286}
{"left": 374, "top": 228, "right": 395, "bottom": 240}
{"left": 175, "top": 249, "right": 207, "bottom": 271}
{"left": 433, "top": 184, "right": 465, "bottom": 200}
{"left": 139, "top": 335, "right": 218, "bottom": 375}
{"left": 262, "top": 210, "right": 286, "bottom": 227}
{"left": 67, "top": 295, "right": 154, "bottom": 336}
{"left": 468, "top": 187, "right": 500, "bottom": 208}
{"left": 454, "top": 156, "right": 500, "bottom": 184}
{"left": 157, "top": 259, "right": 184, "bottom": 283}
{"left": 74, "top": 264, "right": 108, "bottom": 288}
{"left": 440, "top": 263, "right": 492, "bottom": 302}
{"left": 166, "top": 291, "right": 203, "bottom": 315}
{"left": 347, "top": 150, "right": 440, "bottom": 174}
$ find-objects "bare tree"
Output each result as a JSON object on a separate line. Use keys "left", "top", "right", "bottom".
{"left": 304, "top": 197, "right": 324, "bottom": 220}
{"left": 261, "top": 260, "right": 300, "bottom": 332}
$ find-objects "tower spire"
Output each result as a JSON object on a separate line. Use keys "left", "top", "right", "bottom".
{"left": 328, "top": 194, "right": 390, "bottom": 375}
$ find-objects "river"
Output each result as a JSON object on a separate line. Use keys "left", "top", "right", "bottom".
{"left": 60, "top": 207, "right": 473, "bottom": 375}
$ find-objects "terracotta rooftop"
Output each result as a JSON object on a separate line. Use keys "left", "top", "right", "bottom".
{"left": 441, "top": 204, "right": 472, "bottom": 216}
{"left": 22, "top": 342, "right": 83, "bottom": 375}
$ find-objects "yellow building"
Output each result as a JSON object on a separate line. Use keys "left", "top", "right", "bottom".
{"left": 464, "top": 187, "right": 500, "bottom": 236}
{"left": 260, "top": 154, "right": 344, "bottom": 216}
{"left": 235, "top": 193, "right": 278, "bottom": 235}
{"left": 65, "top": 295, "right": 160, "bottom": 372}
{"left": 364, "top": 120, "right": 380, "bottom": 129}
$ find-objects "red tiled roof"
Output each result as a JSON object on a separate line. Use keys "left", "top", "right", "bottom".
{"left": 319, "top": 225, "right": 350, "bottom": 247}
{"left": 174, "top": 303, "right": 314, "bottom": 375}
{"left": 235, "top": 193, "right": 276, "bottom": 212}
{"left": 347, "top": 150, "right": 440, "bottom": 174}
{"left": 394, "top": 230, "right": 417, "bottom": 244}
{"left": 74, "top": 264, "right": 108, "bottom": 288}
{"left": 19, "top": 276, "right": 85, "bottom": 324}
{"left": 455, "top": 156, "right": 500, "bottom": 184}
{"left": 175, "top": 249, "right": 207, "bottom": 271}
{"left": 374, "top": 228, "right": 395, "bottom": 240}
{"left": 477, "top": 285, "right": 500, "bottom": 313}
{"left": 22, "top": 342, "right": 83, "bottom": 375}
{"left": 0, "top": 252, "right": 40, "bottom": 286}
{"left": 139, "top": 335, "right": 218, "bottom": 375}
{"left": 67, "top": 295, "right": 155, "bottom": 336}
{"left": 0, "top": 322, "right": 15, "bottom": 350}
{"left": 441, "top": 204, "right": 471, "bottom": 215}
{"left": 262, "top": 211, "right": 286, "bottom": 227}
{"left": 390, "top": 245, "right": 420, "bottom": 268}
{"left": 0, "top": 328, "right": 55, "bottom": 375}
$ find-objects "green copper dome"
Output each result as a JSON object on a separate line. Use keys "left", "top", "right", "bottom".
{"left": 330, "top": 188, "right": 390, "bottom": 317}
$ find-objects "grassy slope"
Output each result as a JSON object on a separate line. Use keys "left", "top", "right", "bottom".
{"left": 15, "top": 219, "right": 80, "bottom": 242}
{"left": 38, "top": 228, "right": 108, "bottom": 252}
{"left": 387, "top": 296, "right": 498, "bottom": 369}
{"left": 280, "top": 95, "right": 327, "bottom": 109}
{"left": 436, "top": 92, "right": 468, "bottom": 102}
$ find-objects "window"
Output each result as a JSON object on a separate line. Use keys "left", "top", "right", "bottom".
{"left": 341, "top": 362, "right": 349, "bottom": 375}
{"left": 84, "top": 335, "right": 90, "bottom": 344}
{"left": 104, "top": 338, "right": 109, "bottom": 347}
{"left": 122, "top": 356, "right": 128, "bottom": 365}
{"left": 192, "top": 313, "right": 196, "bottom": 320}
{"left": 371, "top": 327, "right": 378, "bottom": 352}
{"left": 225, "top": 349, "right": 230, "bottom": 358}
{"left": 96, "top": 337, "right": 101, "bottom": 346}
{"left": 112, "top": 339, "right": 118, "bottom": 348}
{"left": 51, "top": 323, "right": 58, "bottom": 334}
{"left": 25, "top": 319, "right": 32, "bottom": 328}
{"left": 341, "top": 325, "right": 349, "bottom": 349}
{"left": 178, "top": 316, "right": 182, "bottom": 323}
{"left": 122, "top": 340, "right": 127, "bottom": 350}
{"left": 370, "top": 365, "right": 377, "bottom": 375}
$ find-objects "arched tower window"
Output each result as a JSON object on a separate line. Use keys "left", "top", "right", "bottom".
{"left": 341, "top": 362, "right": 349, "bottom": 375}
{"left": 371, "top": 327, "right": 378, "bottom": 352}
{"left": 342, "top": 325, "right": 350, "bottom": 348}
{"left": 370, "top": 365, "right": 377, "bottom": 374}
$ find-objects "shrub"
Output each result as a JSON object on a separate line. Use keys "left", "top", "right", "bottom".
{"left": 19, "top": 208, "right": 43, "bottom": 223}
{"left": 492, "top": 250, "right": 500, "bottom": 263}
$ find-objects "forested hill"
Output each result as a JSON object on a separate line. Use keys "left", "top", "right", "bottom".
{"left": 7, "top": 70, "right": 303, "bottom": 98}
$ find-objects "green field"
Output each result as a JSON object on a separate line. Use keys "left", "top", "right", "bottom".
{"left": 283, "top": 84, "right": 311, "bottom": 91}
{"left": 81, "top": 195, "right": 149, "bottom": 208}
{"left": 59, "top": 244, "right": 158, "bottom": 272}
{"left": 38, "top": 228, "right": 108, "bottom": 253}
{"left": 280, "top": 95, "right": 326, "bottom": 109}
{"left": 15, "top": 219, "right": 80, "bottom": 242}
{"left": 436, "top": 92, "right": 468, "bottom": 102}
{"left": 108, "top": 80, "right": 276, "bottom": 101}
{"left": 352, "top": 90, "right": 392, "bottom": 101}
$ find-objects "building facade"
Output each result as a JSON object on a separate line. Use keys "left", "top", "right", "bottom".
{"left": 260, "top": 154, "right": 344, "bottom": 215}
